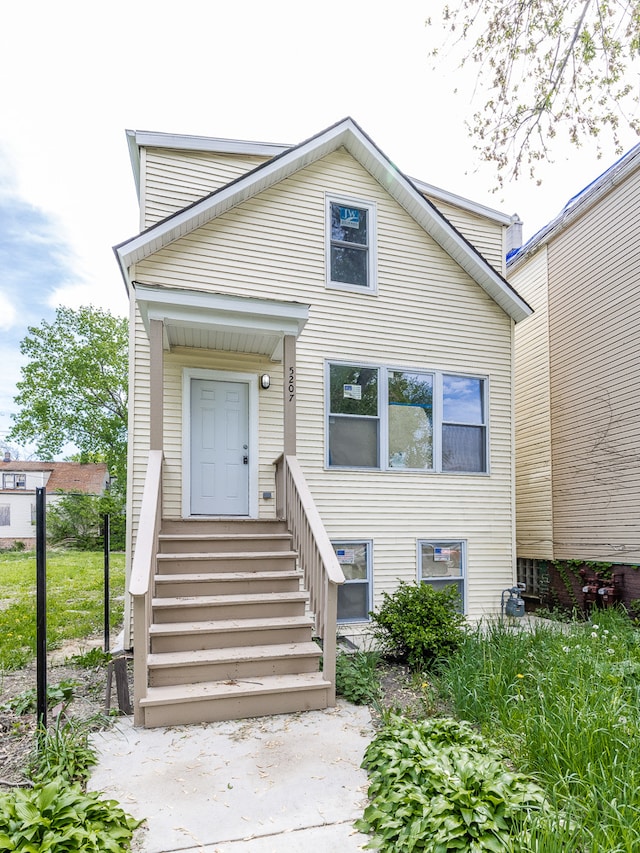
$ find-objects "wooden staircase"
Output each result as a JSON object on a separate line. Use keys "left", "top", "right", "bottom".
{"left": 137, "top": 518, "right": 331, "bottom": 727}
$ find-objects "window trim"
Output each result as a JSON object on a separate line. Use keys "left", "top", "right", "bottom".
{"left": 325, "top": 360, "right": 489, "bottom": 474}
{"left": 332, "top": 539, "right": 373, "bottom": 624}
{"left": 325, "top": 194, "right": 377, "bottom": 294}
{"left": 417, "top": 539, "right": 467, "bottom": 614}
{"left": 2, "top": 473, "right": 26, "bottom": 490}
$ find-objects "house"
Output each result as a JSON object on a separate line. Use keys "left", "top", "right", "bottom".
{"left": 508, "top": 143, "right": 640, "bottom": 612}
{"left": 115, "top": 117, "right": 531, "bottom": 727}
{"left": 0, "top": 457, "right": 109, "bottom": 549}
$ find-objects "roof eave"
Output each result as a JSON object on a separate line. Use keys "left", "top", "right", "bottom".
{"left": 116, "top": 118, "right": 532, "bottom": 323}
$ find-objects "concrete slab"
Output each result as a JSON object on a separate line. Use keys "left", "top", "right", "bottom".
{"left": 88, "top": 701, "right": 374, "bottom": 853}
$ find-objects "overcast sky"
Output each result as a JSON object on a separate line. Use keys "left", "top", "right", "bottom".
{"left": 1, "top": 0, "right": 637, "bottom": 451}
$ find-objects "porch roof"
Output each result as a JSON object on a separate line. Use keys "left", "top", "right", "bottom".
{"left": 134, "top": 284, "right": 309, "bottom": 362}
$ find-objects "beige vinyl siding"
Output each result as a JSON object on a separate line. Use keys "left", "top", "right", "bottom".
{"left": 142, "top": 148, "right": 270, "bottom": 227}
{"left": 511, "top": 247, "right": 554, "bottom": 560}
{"left": 427, "top": 197, "right": 506, "bottom": 274}
{"left": 546, "top": 170, "right": 640, "bottom": 562}
{"left": 130, "top": 148, "right": 517, "bottom": 619}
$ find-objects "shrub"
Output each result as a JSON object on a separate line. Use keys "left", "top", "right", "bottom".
{"left": 370, "top": 581, "right": 466, "bottom": 669}
{"left": 335, "top": 650, "right": 381, "bottom": 705}
{"left": 47, "top": 491, "right": 125, "bottom": 551}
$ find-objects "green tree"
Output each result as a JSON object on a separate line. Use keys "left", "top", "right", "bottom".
{"left": 9, "top": 306, "right": 128, "bottom": 487}
{"left": 428, "top": 1, "right": 640, "bottom": 183}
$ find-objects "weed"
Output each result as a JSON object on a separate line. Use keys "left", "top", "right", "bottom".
{"left": 335, "top": 650, "right": 381, "bottom": 705}
{"left": 1, "top": 680, "right": 77, "bottom": 715}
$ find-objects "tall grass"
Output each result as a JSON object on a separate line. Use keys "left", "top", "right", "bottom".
{"left": 436, "top": 609, "right": 640, "bottom": 851}
{"left": 0, "top": 550, "right": 125, "bottom": 671}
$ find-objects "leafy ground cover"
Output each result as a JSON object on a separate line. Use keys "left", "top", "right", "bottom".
{"left": 0, "top": 550, "right": 125, "bottom": 671}
{"left": 340, "top": 608, "right": 640, "bottom": 851}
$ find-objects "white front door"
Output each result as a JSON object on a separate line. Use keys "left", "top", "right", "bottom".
{"left": 190, "top": 378, "right": 250, "bottom": 515}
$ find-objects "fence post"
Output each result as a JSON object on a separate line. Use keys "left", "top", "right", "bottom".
{"left": 36, "top": 486, "right": 47, "bottom": 728}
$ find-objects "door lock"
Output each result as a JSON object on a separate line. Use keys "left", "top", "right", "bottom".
{"left": 243, "top": 455, "right": 249, "bottom": 465}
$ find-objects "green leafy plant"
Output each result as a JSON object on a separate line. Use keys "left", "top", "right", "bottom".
{"left": 369, "top": 581, "right": 465, "bottom": 670}
{"left": 0, "top": 778, "right": 140, "bottom": 853}
{"left": 335, "top": 650, "right": 381, "bottom": 705}
{"left": 1, "top": 680, "right": 77, "bottom": 716}
{"left": 356, "top": 714, "right": 549, "bottom": 851}
{"left": 69, "top": 646, "right": 112, "bottom": 668}
{"left": 29, "top": 717, "right": 100, "bottom": 786}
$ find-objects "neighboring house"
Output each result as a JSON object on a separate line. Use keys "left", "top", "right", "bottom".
{"left": 115, "top": 117, "right": 531, "bottom": 726}
{"left": 508, "top": 143, "right": 640, "bottom": 611}
{"left": 0, "top": 457, "right": 109, "bottom": 548}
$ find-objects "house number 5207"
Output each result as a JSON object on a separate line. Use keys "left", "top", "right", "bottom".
{"left": 288, "top": 367, "right": 295, "bottom": 402}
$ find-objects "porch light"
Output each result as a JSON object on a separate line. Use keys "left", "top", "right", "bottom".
{"left": 260, "top": 374, "right": 271, "bottom": 389}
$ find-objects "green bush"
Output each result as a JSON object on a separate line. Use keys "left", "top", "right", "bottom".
{"left": 370, "top": 581, "right": 466, "bottom": 669}
{"left": 356, "top": 714, "right": 550, "bottom": 852}
{"left": 335, "top": 650, "right": 381, "bottom": 705}
{"left": 0, "top": 779, "right": 140, "bottom": 853}
{"left": 47, "top": 492, "right": 125, "bottom": 551}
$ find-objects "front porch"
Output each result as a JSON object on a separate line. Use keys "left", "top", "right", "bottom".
{"left": 128, "top": 285, "right": 345, "bottom": 727}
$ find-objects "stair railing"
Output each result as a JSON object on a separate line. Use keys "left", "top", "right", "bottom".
{"left": 129, "top": 449, "right": 163, "bottom": 726}
{"left": 274, "top": 454, "right": 345, "bottom": 704}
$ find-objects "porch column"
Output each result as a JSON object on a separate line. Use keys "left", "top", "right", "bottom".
{"left": 149, "top": 319, "right": 164, "bottom": 452}
{"left": 283, "top": 334, "right": 296, "bottom": 456}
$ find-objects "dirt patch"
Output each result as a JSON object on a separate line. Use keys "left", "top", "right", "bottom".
{"left": 0, "top": 639, "right": 132, "bottom": 788}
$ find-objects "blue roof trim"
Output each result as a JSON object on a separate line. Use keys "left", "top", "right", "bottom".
{"left": 508, "top": 141, "right": 640, "bottom": 265}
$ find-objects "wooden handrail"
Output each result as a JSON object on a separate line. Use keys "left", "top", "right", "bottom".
{"left": 130, "top": 449, "right": 163, "bottom": 725}
{"left": 274, "top": 454, "right": 344, "bottom": 704}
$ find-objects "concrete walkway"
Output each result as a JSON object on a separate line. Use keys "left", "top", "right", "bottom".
{"left": 88, "top": 701, "right": 374, "bottom": 852}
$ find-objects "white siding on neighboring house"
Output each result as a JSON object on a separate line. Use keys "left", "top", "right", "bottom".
{"left": 130, "top": 147, "right": 517, "bottom": 620}
{"left": 511, "top": 247, "right": 554, "bottom": 560}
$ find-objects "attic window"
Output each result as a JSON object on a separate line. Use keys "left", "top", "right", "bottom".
{"left": 326, "top": 196, "right": 377, "bottom": 292}
{"left": 3, "top": 473, "right": 26, "bottom": 490}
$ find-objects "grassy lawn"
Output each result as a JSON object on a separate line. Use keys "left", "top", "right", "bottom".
{"left": 435, "top": 609, "right": 640, "bottom": 851}
{"left": 0, "top": 550, "right": 125, "bottom": 672}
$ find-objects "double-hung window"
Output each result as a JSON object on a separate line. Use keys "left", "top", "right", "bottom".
{"left": 332, "top": 541, "right": 372, "bottom": 623}
{"left": 326, "top": 197, "right": 376, "bottom": 292}
{"left": 328, "top": 364, "right": 380, "bottom": 468}
{"left": 419, "top": 540, "right": 466, "bottom": 612}
{"left": 442, "top": 375, "right": 487, "bottom": 472}
{"left": 2, "top": 473, "right": 26, "bottom": 489}
{"left": 327, "top": 362, "right": 487, "bottom": 473}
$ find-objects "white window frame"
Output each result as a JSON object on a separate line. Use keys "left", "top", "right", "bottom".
{"left": 0, "top": 504, "right": 10, "bottom": 526}
{"left": 332, "top": 539, "right": 373, "bottom": 624}
{"left": 3, "top": 473, "right": 26, "bottom": 490}
{"left": 418, "top": 539, "right": 467, "bottom": 614}
{"left": 325, "top": 360, "right": 489, "bottom": 474}
{"left": 325, "top": 195, "right": 377, "bottom": 294}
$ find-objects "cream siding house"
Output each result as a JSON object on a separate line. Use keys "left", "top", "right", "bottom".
{"left": 115, "top": 118, "right": 531, "bottom": 726}
{"left": 509, "top": 143, "right": 640, "bottom": 606}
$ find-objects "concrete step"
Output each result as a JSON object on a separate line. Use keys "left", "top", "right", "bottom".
{"left": 151, "top": 591, "right": 309, "bottom": 623}
{"left": 139, "top": 672, "right": 332, "bottom": 727}
{"left": 158, "top": 532, "right": 293, "bottom": 554}
{"left": 147, "top": 641, "right": 322, "bottom": 686}
{"left": 154, "top": 571, "right": 302, "bottom": 597}
{"left": 149, "top": 615, "right": 315, "bottom": 653}
{"left": 155, "top": 551, "right": 298, "bottom": 574}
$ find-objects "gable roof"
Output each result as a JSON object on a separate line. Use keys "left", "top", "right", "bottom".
{"left": 0, "top": 461, "right": 109, "bottom": 494}
{"left": 115, "top": 117, "right": 532, "bottom": 323}
{"left": 508, "top": 141, "right": 640, "bottom": 270}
